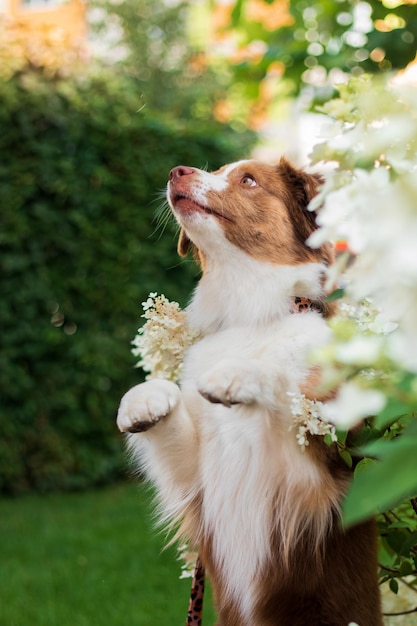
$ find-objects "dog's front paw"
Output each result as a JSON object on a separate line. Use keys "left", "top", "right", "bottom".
{"left": 197, "top": 359, "right": 262, "bottom": 408}
{"left": 117, "top": 379, "right": 181, "bottom": 433}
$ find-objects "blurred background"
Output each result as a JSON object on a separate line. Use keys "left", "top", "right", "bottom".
{"left": 1, "top": 0, "right": 416, "bottom": 624}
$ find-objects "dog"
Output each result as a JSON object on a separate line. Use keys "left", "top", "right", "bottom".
{"left": 117, "top": 157, "right": 382, "bottom": 625}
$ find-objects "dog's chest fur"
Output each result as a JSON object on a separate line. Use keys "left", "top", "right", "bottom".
{"left": 179, "top": 256, "right": 336, "bottom": 619}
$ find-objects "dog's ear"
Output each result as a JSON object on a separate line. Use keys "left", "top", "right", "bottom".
{"left": 277, "top": 157, "right": 334, "bottom": 268}
{"left": 177, "top": 228, "right": 191, "bottom": 257}
{"left": 276, "top": 157, "right": 324, "bottom": 239}
{"left": 177, "top": 228, "right": 205, "bottom": 269}
{"left": 277, "top": 157, "right": 324, "bottom": 208}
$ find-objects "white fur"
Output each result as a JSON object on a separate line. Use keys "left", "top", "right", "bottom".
{"left": 118, "top": 165, "right": 334, "bottom": 624}
{"left": 167, "top": 160, "right": 250, "bottom": 212}
{"left": 187, "top": 240, "right": 326, "bottom": 333}
{"left": 185, "top": 161, "right": 249, "bottom": 203}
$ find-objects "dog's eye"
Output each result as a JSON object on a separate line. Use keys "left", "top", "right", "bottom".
{"left": 240, "top": 175, "right": 257, "bottom": 187}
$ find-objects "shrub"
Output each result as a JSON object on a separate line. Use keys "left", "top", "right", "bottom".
{"left": 0, "top": 69, "right": 254, "bottom": 493}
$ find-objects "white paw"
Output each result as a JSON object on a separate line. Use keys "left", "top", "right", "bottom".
{"left": 197, "top": 359, "right": 262, "bottom": 408}
{"left": 117, "top": 379, "right": 181, "bottom": 433}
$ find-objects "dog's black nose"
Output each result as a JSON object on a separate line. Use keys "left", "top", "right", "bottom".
{"left": 169, "top": 166, "right": 196, "bottom": 181}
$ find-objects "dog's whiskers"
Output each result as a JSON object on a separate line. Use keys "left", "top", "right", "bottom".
{"left": 151, "top": 193, "right": 174, "bottom": 240}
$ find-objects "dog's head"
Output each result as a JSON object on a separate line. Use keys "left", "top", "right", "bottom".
{"left": 167, "top": 157, "right": 333, "bottom": 270}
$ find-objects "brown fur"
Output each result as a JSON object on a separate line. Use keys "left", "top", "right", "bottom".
{"left": 201, "top": 520, "right": 380, "bottom": 626}
{"left": 167, "top": 158, "right": 382, "bottom": 624}
{"left": 198, "top": 437, "right": 382, "bottom": 626}
{"left": 200, "top": 158, "right": 332, "bottom": 265}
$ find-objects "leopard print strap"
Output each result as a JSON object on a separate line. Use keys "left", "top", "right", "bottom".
{"left": 186, "top": 556, "right": 205, "bottom": 625}
{"left": 289, "top": 296, "right": 319, "bottom": 314}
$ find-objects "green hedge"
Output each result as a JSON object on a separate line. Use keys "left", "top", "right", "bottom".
{"left": 0, "top": 69, "right": 254, "bottom": 493}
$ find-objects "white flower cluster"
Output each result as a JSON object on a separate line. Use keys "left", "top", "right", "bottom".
{"left": 304, "top": 74, "right": 417, "bottom": 428}
{"left": 309, "top": 75, "right": 417, "bottom": 375}
{"left": 330, "top": 300, "right": 397, "bottom": 368}
{"left": 288, "top": 393, "right": 337, "bottom": 452}
{"left": 131, "top": 293, "right": 199, "bottom": 382}
{"left": 338, "top": 300, "right": 398, "bottom": 336}
{"left": 313, "top": 300, "right": 393, "bottom": 428}
{"left": 320, "top": 383, "right": 386, "bottom": 431}
{"left": 177, "top": 543, "right": 199, "bottom": 580}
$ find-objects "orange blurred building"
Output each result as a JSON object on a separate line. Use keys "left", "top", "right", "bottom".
{"left": 2, "top": 0, "right": 86, "bottom": 43}
{"left": 0, "top": 0, "right": 87, "bottom": 73}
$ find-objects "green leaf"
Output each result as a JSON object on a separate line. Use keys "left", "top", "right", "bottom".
{"left": 399, "top": 532, "right": 417, "bottom": 557}
{"left": 397, "top": 372, "right": 417, "bottom": 394}
{"left": 389, "top": 578, "right": 399, "bottom": 594}
{"left": 231, "top": 0, "right": 244, "bottom": 25}
{"left": 360, "top": 419, "right": 417, "bottom": 458}
{"left": 399, "top": 560, "right": 414, "bottom": 576}
{"left": 338, "top": 449, "right": 353, "bottom": 468}
{"left": 386, "top": 530, "right": 408, "bottom": 554}
{"left": 343, "top": 430, "right": 417, "bottom": 526}
{"left": 388, "top": 521, "right": 416, "bottom": 530}
{"left": 354, "top": 457, "right": 376, "bottom": 475}
{"left": 336, "top": 429, "right": 348, "bottom": 445}
{"left": 379, "top": 538, "right": 397, "bottom": 569}
{"left": 352, "top": 426, "right": 383, "bottom": 449}
{"left": 323, "top": 433, "right": 335, "bottom": 446}
{"left": 375, "top": 398, "right": 411, "bottom": 430}
{"left": 325, "top": 288, "right": 345, "bottom": 302}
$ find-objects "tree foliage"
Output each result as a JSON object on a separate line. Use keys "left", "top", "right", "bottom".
{"left": 211, "top": 0, "right": 417, "bottom": 105}
{"left": 0, "top": 67, "right": 253, "bottom": 494}
{"left": 90, "top": 0, "right": 229, "bottom": 122}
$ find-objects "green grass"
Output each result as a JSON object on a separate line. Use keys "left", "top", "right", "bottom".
{"left": 0, "top": 482, "right": 216, "bottom": 626}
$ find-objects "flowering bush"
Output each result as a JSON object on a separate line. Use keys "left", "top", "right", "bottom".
{"left": 308, "top": 73, "right": 417, "bottom": 599}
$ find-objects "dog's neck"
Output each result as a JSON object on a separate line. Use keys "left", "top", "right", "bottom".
{"left": 186, "top": 256, "right": 326, "bottom": 334}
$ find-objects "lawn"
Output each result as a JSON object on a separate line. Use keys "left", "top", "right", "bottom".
{"left": 0, "top": 482, "right": 216, "bottom": 626}
{"left": 4, "top": 481, "right": 415, "bottom": 626}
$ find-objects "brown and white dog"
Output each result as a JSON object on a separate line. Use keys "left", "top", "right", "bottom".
{"left": 117, "top": 158, "right": 382, "bottom": 625}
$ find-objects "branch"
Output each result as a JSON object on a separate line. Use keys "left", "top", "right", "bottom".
{"left": 379, "top": 563, "right": 400, "bottom": 574}
{"left": 383, "top": 511, "right": 394, "bottom": 524}
{"left": 388, "top": 509, "right": 402, "bottom": 523}
{"left": 383, "top": 607, "right": 417, "bottom": 617}
{"left": 399, "top": 578, "right": 417, "bottom": 595}
{"left": 410, "top": 498, "right": 417, "bottom": 516}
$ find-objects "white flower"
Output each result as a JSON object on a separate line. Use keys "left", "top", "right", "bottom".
{"left": 321, "top": 383, "right": 386, "bottom": 429}
{"left": 388, "top": 330, "right": 417, "bottom": 373}
{"left": 337, "top": 300, "right": 397, "bottom": 334}
{"left": 367, "top": 314, "right": 398, "bottom": 336}
{"left": 288, "top": 393, "right": 337, "bottom": 452}
{"left": 132, "top": 293, "right": 199, "bottom": 382}
{"left": 335, "top": 335, "right": 383, "bottom": 366}
{"left": 177, "top": 543, "right": 198, "bottom": 580}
